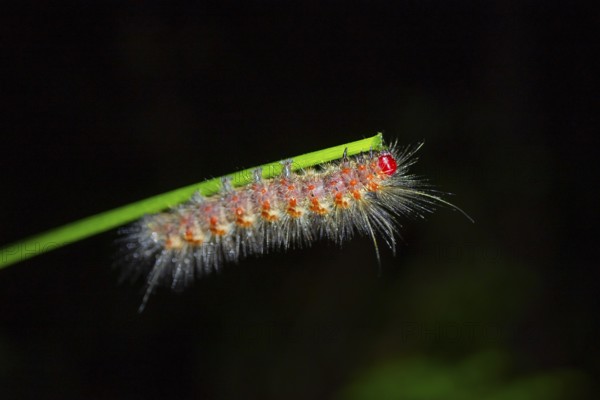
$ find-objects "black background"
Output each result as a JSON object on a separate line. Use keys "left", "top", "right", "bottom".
{"left": 0, "top": 1, "right": 597, "bottom": 399}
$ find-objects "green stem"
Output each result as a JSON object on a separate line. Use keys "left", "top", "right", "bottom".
{"left": 0, "top": 133, "right": 383, "bottom": 269}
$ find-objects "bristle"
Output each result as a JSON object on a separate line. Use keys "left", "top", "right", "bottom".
{"left": 120, "top": 141, "right": 470, "bottom": 310}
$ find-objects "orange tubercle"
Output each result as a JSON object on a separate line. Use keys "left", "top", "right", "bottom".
{"left": 261, "top": 200, "right": 279, "bottom": 221}
{"left": 165, "top": 234, "right": 184, "bottom": 249}
{"left": 334, "top": 192, "right": 350, "bottom": 208}
{"left": 236, "top": 218, "right": 254, "bottom": 227}
{"left": 261, "top": 211, "right": 279, "bottom": 222}
{"left": 234, "top": 207, "right": 254, "bottom": 227}
{"left": 209, "top": 226, "right": 227, "bottom": 235}
{"left": 368, "top": 182, "right": 380, "bottom": 191}
{"left": 309, "top": 197, "right": 328, "bottom": 215}
{"left": 209, "top": 216, "right": 227, "bottom": 235}
{"left": 286, "top": 198, "right": 302, "bottom": 218}
{"left": 183, "top": 228, "right": 203, "bottom": 245}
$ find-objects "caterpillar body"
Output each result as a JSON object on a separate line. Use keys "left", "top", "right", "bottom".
{"left": 121, "top": 141, "right": 469, "bottom": 310}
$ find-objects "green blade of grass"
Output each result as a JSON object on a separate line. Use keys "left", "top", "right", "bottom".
{"left": 0, "top": 133, "right": 384, "bottom": 270}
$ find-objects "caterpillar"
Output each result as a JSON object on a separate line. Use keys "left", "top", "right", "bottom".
{"left": 120, "top": 139, "right": 471, "bottom": 311}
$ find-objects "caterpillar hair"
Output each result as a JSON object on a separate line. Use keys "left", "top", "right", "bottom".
{"left": 119, "top": 139, "right": 472, "bottom": 311}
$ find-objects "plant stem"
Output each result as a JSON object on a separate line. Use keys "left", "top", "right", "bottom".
{"left": 0, "top": 133, "right": 383, "bottom": 269}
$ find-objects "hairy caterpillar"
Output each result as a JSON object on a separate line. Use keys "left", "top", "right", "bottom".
{"left": 120, "top": 140, "right": 471, "bottom": 311}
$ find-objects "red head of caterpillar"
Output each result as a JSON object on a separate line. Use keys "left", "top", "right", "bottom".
{"left": 119, "top": 141, "right": 472, "bottom": 311}
{"left": 377, "top": 152, "right": 398, "bottom": 175}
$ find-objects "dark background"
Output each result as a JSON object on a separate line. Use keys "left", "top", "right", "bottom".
{"left": 0, "top": 1, "right": 597, "bottom": 399}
